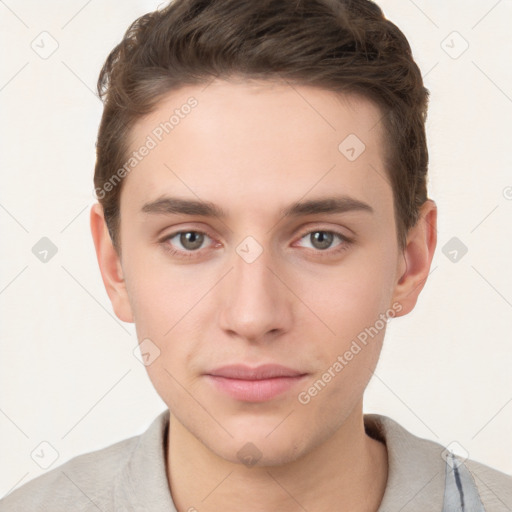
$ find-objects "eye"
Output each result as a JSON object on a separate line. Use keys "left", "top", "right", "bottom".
{"left": 160, "top": 230, "right": 215, "bottom": 257}
{"left": 296, "top": 229, "right": 352, "bottom": 254}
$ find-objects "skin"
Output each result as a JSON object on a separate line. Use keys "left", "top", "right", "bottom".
{"left": 91, "top": 78, "right": 437, "bottom": 512}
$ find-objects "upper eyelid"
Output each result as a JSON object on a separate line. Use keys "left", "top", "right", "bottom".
{"left": 298, "top": 227, "right": 350, "bottom": 239}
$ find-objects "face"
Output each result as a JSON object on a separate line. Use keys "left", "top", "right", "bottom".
{"left": 95, "top": 79, "right": 427, "bottom": 466}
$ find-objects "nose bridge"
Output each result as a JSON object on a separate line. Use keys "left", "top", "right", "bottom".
{"left": 217, "top": 237, "right": 292, "bottom": 341}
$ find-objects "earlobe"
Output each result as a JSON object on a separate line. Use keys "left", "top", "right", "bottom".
{"left": 391, "top": 199, "right": 437, "bottom": 316}
{"left": 90, "top": 203, "right": 134, "bottom": 323}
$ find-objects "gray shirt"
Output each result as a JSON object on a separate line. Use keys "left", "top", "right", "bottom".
{"left": 1, "top": 409, "right": 511, "bottom": 511}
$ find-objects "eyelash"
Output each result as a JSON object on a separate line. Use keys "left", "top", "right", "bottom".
{"left": 159, "top": 228, "right": 353, "bottom": 260}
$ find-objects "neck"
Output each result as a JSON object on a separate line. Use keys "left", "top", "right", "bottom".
{"left": 166, "top": 403, "right": 388, "bottom": 512}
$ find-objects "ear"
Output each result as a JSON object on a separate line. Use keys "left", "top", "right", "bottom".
{"left": 391, "top": 199, "right": 437, "bottom": 317}
{"left": 90, "top": 203, "right": 134, "bottom": 323}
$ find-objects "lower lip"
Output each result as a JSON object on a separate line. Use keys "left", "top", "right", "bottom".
{"left": 205, "top": 375, "right": 307, "bottom": 402}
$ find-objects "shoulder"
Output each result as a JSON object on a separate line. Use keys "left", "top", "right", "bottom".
{"left": 0, "top": 431, "right": 141, "bottom": 511}
{"left": 364, "top": 413, "right": 512, "bottom": 511}
{"left": 464, "top": 457, "right": 512, "bottom": 509}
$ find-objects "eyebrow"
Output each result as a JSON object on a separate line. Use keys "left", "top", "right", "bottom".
{"left": 141, "top": 195, "right": 374, "bottom": 218}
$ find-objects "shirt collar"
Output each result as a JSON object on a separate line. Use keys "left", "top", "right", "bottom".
{"left": 118, "top": 408, "right": 176, "bottom": 511}
{"left": 364, "top": 413, "right": 446, "bottom": 511}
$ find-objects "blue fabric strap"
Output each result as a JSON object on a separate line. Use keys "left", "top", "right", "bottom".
{"left": 442, "top": 452, "right": 485, "bottom": 512}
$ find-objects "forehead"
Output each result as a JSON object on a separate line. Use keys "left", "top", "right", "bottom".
{"left": 129, "top": 78, "right": 385, "bottom": 149}
{"left": 121, "top": 79, "right": 392, "bottom": 220}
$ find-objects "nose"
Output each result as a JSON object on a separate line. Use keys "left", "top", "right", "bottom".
{"left": 217, "top": 243, "right": 294, "bottom": 344}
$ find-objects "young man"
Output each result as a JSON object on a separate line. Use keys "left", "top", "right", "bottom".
{"left": 1, "top": 0, "right": 510, "bottom": 510}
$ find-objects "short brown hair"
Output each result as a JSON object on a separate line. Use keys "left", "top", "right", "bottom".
{"left": 94, "top": 0, "right": 429, "bottom": 253}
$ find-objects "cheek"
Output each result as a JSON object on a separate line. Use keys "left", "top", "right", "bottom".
{"left": 296, "top": 252, "right": 395, "bottom": 343}
{"left": 296, "top": 287, "right": 387, "bottom": 424}
{"left": 123, "top": 249, "right": 203, "bottom": 333}
{"left": 123, "top": 254, "right": 213, "bottom": 373}
{"left": 126, "top": 269, "right": 204, "bottom": 410}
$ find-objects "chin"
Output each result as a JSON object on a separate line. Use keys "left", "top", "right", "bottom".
{"left": 204, "top": 426, "right": 309, "bottom": 468}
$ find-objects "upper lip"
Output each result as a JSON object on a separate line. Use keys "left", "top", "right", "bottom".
{"left": 206, "top": 364, "right": 306, "bottom": 380}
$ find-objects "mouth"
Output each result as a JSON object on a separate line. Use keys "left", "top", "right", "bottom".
{"left": 205, "top": 364, "right": 308, "bottom": 402}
